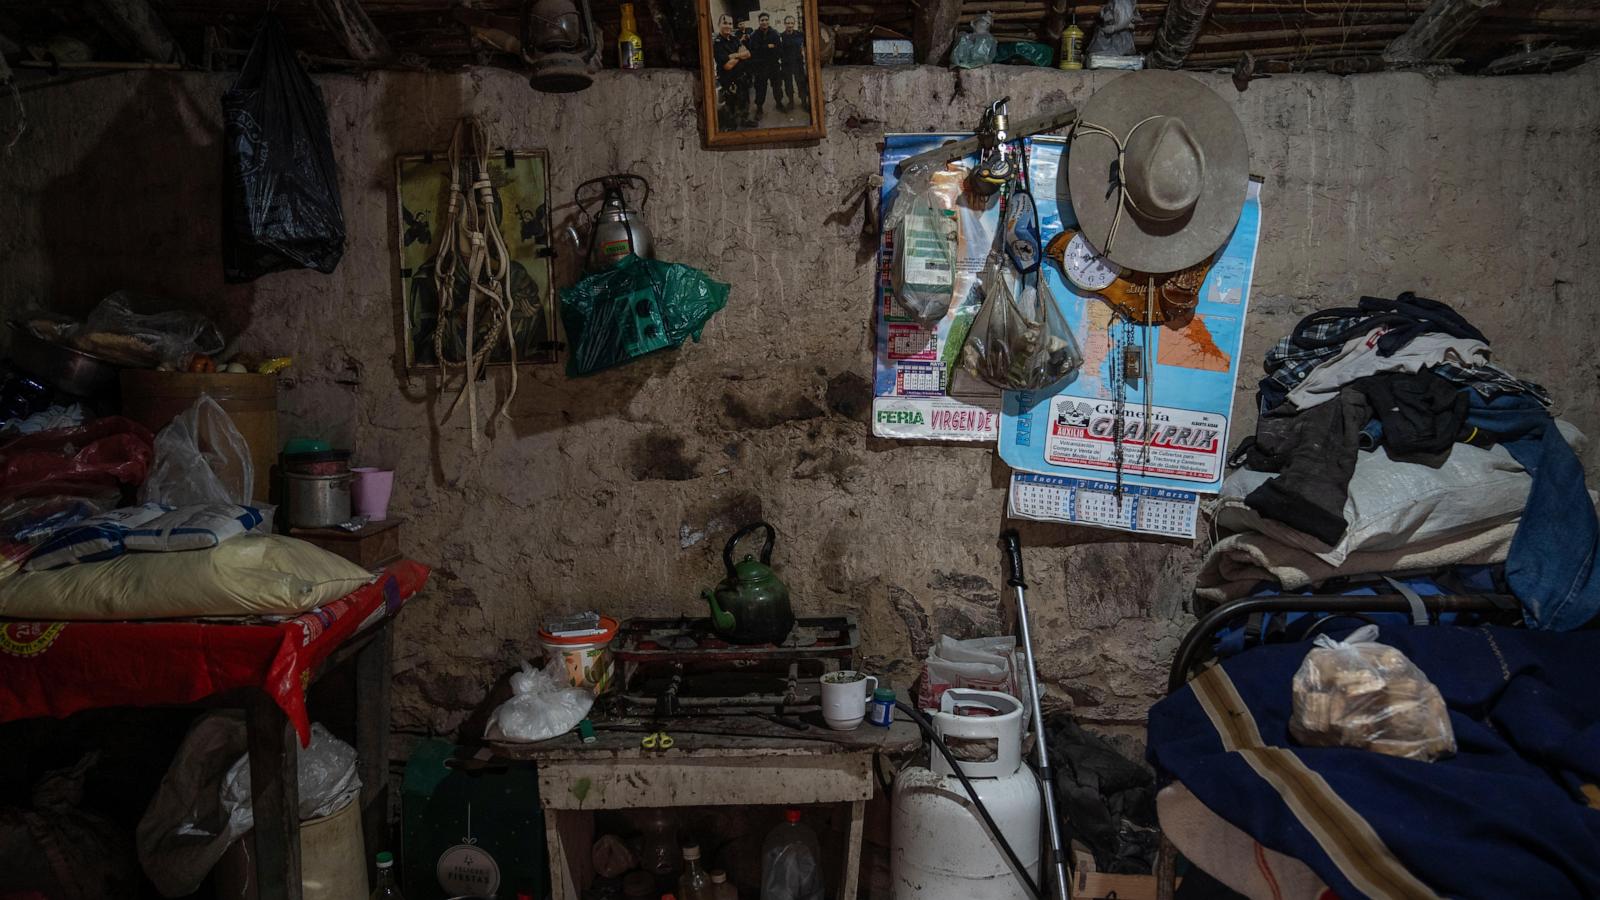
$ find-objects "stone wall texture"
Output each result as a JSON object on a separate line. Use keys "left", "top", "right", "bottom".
{"left": 2, "top": 62, "right": 1598, "bottom": 740}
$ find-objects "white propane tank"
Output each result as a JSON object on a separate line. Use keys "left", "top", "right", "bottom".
{"left": 891, "top": 689, "right": 1043, "bottom": 900}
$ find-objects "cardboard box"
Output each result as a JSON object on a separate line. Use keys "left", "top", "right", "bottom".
{"left": 872, "top": 39, "right": 914, "bottom": 65}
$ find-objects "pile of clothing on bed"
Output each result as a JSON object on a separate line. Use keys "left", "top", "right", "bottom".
{"left": 1198, "top": 291, "right": 1600, "bottom": 632}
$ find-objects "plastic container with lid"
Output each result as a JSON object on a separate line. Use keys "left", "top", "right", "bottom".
{"left": 538, "top": 613, "right": 619, "bottom": 694}
{"left": 868, "top": 687, "right": 896, "bottom": 727}
{"left": 709, "top": 870, "right": 737, "bottom": 900}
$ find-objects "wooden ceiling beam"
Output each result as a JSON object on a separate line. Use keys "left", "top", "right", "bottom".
{"left": 1149, "top": 0, "right": 1221, "bottom": 67}
{"left": 1382, "top": 0, "right": 1499, "bottom": 63}
{"left": 311, "top": 0, "right": 394, "bottom": 62}
{"left": 88, "top": 0, "right": 182, "bottom": 62}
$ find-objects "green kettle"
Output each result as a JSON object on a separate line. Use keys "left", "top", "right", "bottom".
{"left": 701, "top": 522, "right": 795, "bottom": 645}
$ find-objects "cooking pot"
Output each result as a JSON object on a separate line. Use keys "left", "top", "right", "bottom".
{"left": 7, "top": 322, "right": 120, "bottom": 398}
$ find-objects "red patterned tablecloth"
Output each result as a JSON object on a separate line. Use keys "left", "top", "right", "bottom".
{"left": 0, "top": 560, "right": 430, "bottom": 745}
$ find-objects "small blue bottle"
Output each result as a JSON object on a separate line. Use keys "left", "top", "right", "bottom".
{"left": 868, "top": 688, "right": 895, "bottom": 727}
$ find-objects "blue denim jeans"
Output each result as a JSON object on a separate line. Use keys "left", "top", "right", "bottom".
{"left": 1468, "top": 393, "right": 1600, "bottom": 630}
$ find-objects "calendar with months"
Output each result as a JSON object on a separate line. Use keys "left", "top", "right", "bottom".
{"left": 1008, "top": 472, "right": 1199, "bottom": 538}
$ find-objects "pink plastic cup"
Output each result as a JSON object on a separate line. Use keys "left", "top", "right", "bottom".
{"left": 351, "top": 467, "right": 394, "bottom": 521}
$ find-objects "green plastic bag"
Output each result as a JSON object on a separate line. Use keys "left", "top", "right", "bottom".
{"left": 996, "top": 41, "right": 1054, "bottom": 67}
{"left": 559, "top": 255, "right": 730, "bottom": 377}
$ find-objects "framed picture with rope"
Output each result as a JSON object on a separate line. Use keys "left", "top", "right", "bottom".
{"left": 395, "top": 145, "right": 559, "bottom": 370}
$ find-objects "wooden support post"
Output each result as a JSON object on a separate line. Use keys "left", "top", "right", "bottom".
{"left": 89, "top": 0, "right": 181, "bottom": 63}
{"left": 1041, "top": 0, "right": 1071, "bottom": 51}
{"left": 912, "top": 0, "right": 965, "bottom": 66}
{"left": 311, "top": 0, "right": 394, "bottom": 62}
{"left": 839, "top": 800, "right": 867, "bottom": 900}
{"left": 1382, "top": 0, "right": 1498, "bottom": 63}
{"left": 1148, "top": 0, "right": 1218, "bottom": 69}
{"left": 355, "top": 620, "right": 394, "bottom": 892}
{"left": 247, "top": 696, "right": 304, "bottom": 900}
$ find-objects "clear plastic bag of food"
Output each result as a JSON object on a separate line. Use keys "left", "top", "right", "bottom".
{"left": 884, "top": 164, "right": 966, "bottom": 322}
{"left": 70, "top": 291, "right": 225, "bottom": 368}
{"left": 962, "top": 262, "right": 1083, "bottom": 392}
{"left": 951, "top": 11, "right": 997, "bottom": 68}
{"left": 1289, "top": 625, "right": 1455, "bottom": 762}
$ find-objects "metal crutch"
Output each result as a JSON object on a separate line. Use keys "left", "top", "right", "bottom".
{"left": 1002, "top": 529, "right": 1073, "bottom": 900}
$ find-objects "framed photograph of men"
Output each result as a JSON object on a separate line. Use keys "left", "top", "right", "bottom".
{"left": 696, "top": 0, "right": 825, "bottom": 147}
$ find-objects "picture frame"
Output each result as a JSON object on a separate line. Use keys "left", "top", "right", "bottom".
{"left": 696, "top": 0, "right": 826, "bottom": 148}
{"left": 394, "top": 148, "right": 560, "bottom": 370}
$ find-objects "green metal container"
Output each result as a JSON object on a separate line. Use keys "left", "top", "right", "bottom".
{"left": 402, "top": 739, "right": 549, "bottom": 900}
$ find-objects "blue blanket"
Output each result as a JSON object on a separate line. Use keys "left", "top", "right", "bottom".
{"left": 1148, "top": 626, "right": 1600, "bottom": 899}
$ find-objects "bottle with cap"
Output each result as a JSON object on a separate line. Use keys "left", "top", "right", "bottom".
{"left": 677, "top": 844, "right": 712, "bottom": 900}
{"left": 709, "top": 870, "right": 738, "bottom": 900}
{"left": 618, "top": 3, "right": 645, "bottom": 70}
{"left": 1059, "top": 10, "right": 1084, "bottom": 70}
{"left": 759, "top": 810, "right": 823, "bottom": 900}
{"left": 371, "top": 851, "right": 406, "bottom": 899}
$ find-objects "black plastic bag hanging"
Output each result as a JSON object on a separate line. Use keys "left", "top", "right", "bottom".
{"left": 221, "top": 17, "right": 346, "bottom": 282}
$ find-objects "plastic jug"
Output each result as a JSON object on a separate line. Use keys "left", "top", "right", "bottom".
{"left": 759, "top": 809, "right": 824, "bottom": 900}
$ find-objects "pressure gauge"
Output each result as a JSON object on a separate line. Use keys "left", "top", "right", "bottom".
{"left": 1060, "top": 230, "right": 1123, "bottom": 291}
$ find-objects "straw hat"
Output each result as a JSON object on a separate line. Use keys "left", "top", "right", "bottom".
{"left": 1066, "top": 70, "right": 1249, "bottom": 274}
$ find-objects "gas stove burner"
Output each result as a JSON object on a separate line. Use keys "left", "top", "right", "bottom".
{"left": 609, "top": 615, "right": 858, "bottom": 716}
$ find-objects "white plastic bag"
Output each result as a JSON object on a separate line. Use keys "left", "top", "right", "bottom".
{"left": 486, "top": 660, "right": 595, "bottom": 742}
{"left": 917, "top": 635, "right": 1028, "bottom": 711}
{"left": 140, "top": 395, "right": 254, "bottom": 506}
{"left": 1289, "top": 625, "right": 1455, "bottom": 761}
{"left": 137, "top": 716, "right": 361, "bottom": 898}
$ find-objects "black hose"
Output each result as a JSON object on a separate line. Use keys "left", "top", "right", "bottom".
{"left": 895, "top": 700, "right": 1044, "bottom": 900}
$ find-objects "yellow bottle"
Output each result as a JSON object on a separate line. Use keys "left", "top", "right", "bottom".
{"left": 618, "top": 3, "right": 644, "bottom": 70}
{"left": 1059, "top": 13, "right": 1084, "bottom": 70}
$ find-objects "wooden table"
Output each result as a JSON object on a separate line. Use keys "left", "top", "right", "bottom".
{"left": 493, "top": 712, "right": 923, "bottom": 900}
{"left": 0, "top": 562, "right": 429, "bottom": 900}
{"left": 248, "top": 615, "right": 396, "bottom": 900}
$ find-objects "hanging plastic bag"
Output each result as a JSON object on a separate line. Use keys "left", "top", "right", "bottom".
{"left": 221, "top": 16, "right": 346, "bottom": 282}
{"left": 884, "top": 163, "right": 966, "bottom": 322}
{"left": 139, "top": 395, "right": 254, "bottom": 506}
{"left": 560, "top": 255, "right": 730, "bottom": 377}
{"left": 951, "top": 11, "right": 998, "bottom": 68}
{"left": 962, "top": 192, "right": 1083, "bottom": 391}
{"left": 1289, "top": 625, "right": 1456, "bottom": 762}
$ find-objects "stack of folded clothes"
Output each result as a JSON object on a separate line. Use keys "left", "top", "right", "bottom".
{"left": 1200, "top": 291, "right": 1600, "bottom": 631}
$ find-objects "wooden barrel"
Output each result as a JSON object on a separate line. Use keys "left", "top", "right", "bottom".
{"left": 120, "top": 371, "right": 278, "bottom": 502}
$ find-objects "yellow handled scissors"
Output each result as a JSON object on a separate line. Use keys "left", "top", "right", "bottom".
{"left": 641, "top": 730, "right": 674, "bottom": 751}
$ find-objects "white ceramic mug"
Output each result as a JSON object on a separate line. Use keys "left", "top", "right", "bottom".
{"left": 821, "top": 670, "right": 879, "bottom": 731}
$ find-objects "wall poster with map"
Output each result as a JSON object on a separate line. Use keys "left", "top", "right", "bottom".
{"left": 998, "top": 139, "right": 1263, "bottom": 496}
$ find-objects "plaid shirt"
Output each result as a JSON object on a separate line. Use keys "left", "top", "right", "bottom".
{"left": 1259, "top": 313, "right": 1550, "bottom": 412}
